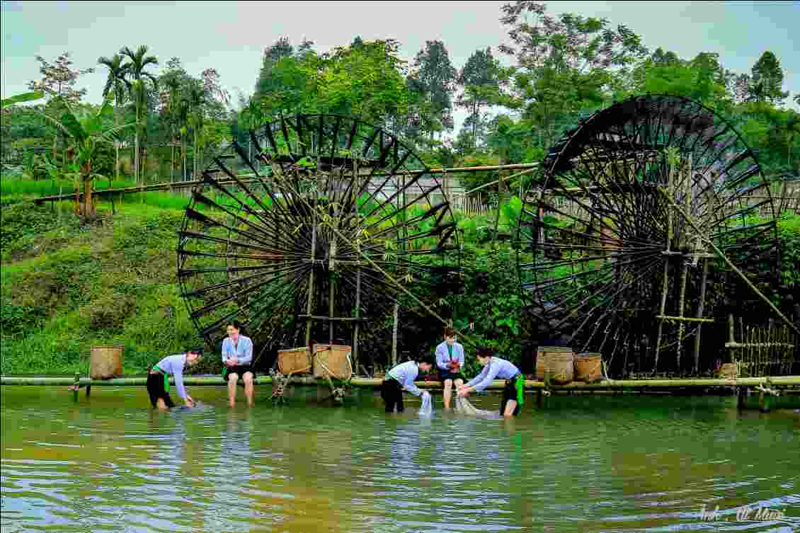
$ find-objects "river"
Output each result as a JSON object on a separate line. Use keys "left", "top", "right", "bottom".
{"left": 1, "top": 386, "right": 798, "bottom": 532}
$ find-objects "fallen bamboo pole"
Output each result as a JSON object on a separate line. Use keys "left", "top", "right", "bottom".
{"left": 31, "top": 176, "right": 265, "bottom": 204}
{"left": 3, "top": 375, "right": 800, "bottom": 390}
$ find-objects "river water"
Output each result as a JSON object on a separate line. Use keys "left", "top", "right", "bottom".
{"left": 1, "top": 386, "right": 798, "bottom": 532}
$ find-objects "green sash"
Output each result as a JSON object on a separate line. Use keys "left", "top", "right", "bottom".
{"left": 153, "top": 364, "right": 170, "bottom": 392}
{"left": 514, "top": 374, "right": 524, "bottom": 406}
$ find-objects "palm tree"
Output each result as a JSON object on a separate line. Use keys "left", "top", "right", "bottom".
{"left": 97, "top": 54, "right": 130, "bottom": 181}
{"left": 120, "top": 45, "right": 158, "bottom": 183}
{"left": 184, "top": 81, "right": 209, "bottom": 179}
{"left": 161, "top": 75, "right": 182, "bottom": 184}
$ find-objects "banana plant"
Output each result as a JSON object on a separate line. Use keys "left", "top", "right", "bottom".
{"left": 40, "top": 96, "right": 134, "bottom": 217}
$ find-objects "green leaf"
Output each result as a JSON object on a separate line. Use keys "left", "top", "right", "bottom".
{"left": 60, "top": 110, "right": 87, "bottom": 142}
{"left": 0, "top": 91, "right": 44, "bottom": 109}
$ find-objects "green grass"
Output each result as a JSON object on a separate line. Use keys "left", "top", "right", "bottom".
{"left": 0, "top": 201, "right": 212, "bottom": 375}
{"left": 0, "top": 178, "right": 137, "bottom": 197}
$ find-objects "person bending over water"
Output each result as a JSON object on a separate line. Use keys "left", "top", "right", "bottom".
{"left": 222, "top": 321, "right": 255, "bottom": 407}
{"left": 435, "top": 328, "right": 465, "bottom": 409}
{"left": 148, "top": 348, "right": 203, "bottom": 410}
{"left": 382, "top": 358, "right": 433, "bottom": 413}
{"left": 458, "top": 346, "right": 524, "bottom": 418}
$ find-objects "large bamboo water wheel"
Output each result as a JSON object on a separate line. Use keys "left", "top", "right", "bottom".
{"left": 177, "top": 114, "right": 461, "bottom": 369}
{"left": 517, "top": 95, "right": 790, "bottom": 377}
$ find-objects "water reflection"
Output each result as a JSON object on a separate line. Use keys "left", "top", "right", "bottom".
{"left": 1, "top": 388, "right": 798, "bottom": 532}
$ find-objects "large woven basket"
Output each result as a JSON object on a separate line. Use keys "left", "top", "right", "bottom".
{"left": 719, "top": 362, "right": 739, "bottom": 380}
{"left": 544, "top": 349, "right": 574, "bottom": 385}
{"left": 313, "top": 344, "right": 352, "bottom": 380}
{"left": 575, "top": 353, "right": 603, "bottom": 383}
{"left": 536, "top": 346, "right": 572, "bottom": 381}
{"left": 278, "top": 347, "right": 312, "bottom": 375}
{"left": 90, "top": 345, "right": 123, "bottom": 379}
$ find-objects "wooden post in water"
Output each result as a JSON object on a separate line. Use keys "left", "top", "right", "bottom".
{"left": 353, "top": 268, "right": 361, "bottom": 373}
{"left": 305, "top": 223, "right": 317, "bottom": 350}
{"left": 392, "top": 302, "right": 399, "bottom": 367}
{"left": 73, "top": 372, "right": 79, "bottom": 402}
{"left": 692, "top": 259, "right": 710, "bottom": 374}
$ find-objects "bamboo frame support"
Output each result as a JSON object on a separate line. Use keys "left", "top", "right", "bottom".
{"left": 658, "top": 189, "right": 800, "bottom": 336}
{"left": 5, "top": 375, "right": 800, "bottom": 390}
{"left": 657, "top": 316, "right": 715, "bottom": 323}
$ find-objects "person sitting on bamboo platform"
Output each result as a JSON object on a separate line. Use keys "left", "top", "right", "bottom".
{"left": 222, "top": 321, "right": 255, "bottom": 407}
{"left": 457, "top": 346, "right": 524, "bottom": 418}
{"left": 148, "top": 348, "right": 203, "bottom": 410}
{"left": 435, "top": 328, "right": 465, "bottom": 409}
{"left": 382, "top": 358, "right": 434, "bottom": 413}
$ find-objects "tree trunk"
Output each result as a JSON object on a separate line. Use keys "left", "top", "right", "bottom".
{"left": 171, "top": 138, "right": 175, "bottom": 185}
{"left": 182, "top": 137, "right": 187, "bottom": 182}
{"left": 193, "top": 129, "right": 198, "bottom": 180}
{"left": 134, "top": 101, "right": 141, "bottom": 184}
{"left": 83, "top": 176, "right": 94, "bottom": 218}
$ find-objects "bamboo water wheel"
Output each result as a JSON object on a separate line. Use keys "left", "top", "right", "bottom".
{"left": 177, "top": 114, "right": 461, "bottom": 372}
{"left": 517, "top": 95, "right": 791, "bottom": 378}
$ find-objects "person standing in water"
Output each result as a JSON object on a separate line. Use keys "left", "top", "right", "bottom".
{"left": 382, "top": 358, "right": 434, "bottom": 413}
{"left": 221, "top": 321, "right": 255, "bottom": 407}
{"left": 435, "top": 328, "right": 465, "bottom": 409}
{"left": 458, "top": 346, "right": 524, "bottom": 418}
{"left": 147, "top": 348, "right": 203, "bottom": 410}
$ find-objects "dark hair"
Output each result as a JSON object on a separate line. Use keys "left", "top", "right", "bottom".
{"left": 416, "top": 355, "right": 434, "bottom": 366}
{"left": 443, "top": 327, "right": 456, "bottom": 338}
{"left": 226, "top": 321, "right": 242, "bottom": 331}
{"left": 476, "top": 346, "right": 494, "bottom": 358}
{"left": 188, "top": 346, "right": 204, "bottom": 356}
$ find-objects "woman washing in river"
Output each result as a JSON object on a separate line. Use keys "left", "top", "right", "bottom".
{"left": 458, "top": 346, "right": 524, "bottom": 418}
{"left": 147, "top": 348, "right": 203, "bottom": 410}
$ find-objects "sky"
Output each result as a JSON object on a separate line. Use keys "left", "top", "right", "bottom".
{"left": 2, "top": 0, "right": 799, "bottom": 134}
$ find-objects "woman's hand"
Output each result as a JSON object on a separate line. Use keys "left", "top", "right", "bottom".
{"left": 185, "top": 396, "right": 195, "bottom": 408}
{"left": 226, "top": 357, "right": 238, "bottom": 367}
{"left": 457, "top": 386, "right": 470, "bottom": 398}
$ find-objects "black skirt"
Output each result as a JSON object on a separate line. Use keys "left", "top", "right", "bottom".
{"left": 147, "top": 372, "right": 175, "bottom": 408}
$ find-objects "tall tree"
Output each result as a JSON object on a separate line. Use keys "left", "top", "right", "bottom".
{"left": 158, "top": 58, "right": 190, "bottom": 183}
{"left": 97, "top": 54, "right": 130, "bottom": 180}
{"left": 120, "top": 45, "right": 158, "bottom": 183}
{"left": 254, "top": 37, "right": 296, "bottom": 98}
{"left": 750, "top": 51, "right": 789, "bottom": 104}
{"left": 409, "top": 40, "right": 458, "bottom": 139}
{"left": 498, "top": 0, "right": 647, "bottom": 149}
{"left": 456, "top": 47, "right": 502, "bottom": 147}
{"left": 27, "top": 52, "right": 94, "bottom": 166}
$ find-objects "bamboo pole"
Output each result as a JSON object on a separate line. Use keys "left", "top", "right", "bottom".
{"left": 353, "top": 268, "right": 361, "bottom": 372}
{"left": 4, "top": 375, "right": 800, "bottom": 390}
{"left": 305, "top": 223, "right": 317, "bottom": 350}
{"left": 693, "top": 258, "right": 710, "bottom": 374}
{"left": 659, "top": 189, "right": 800, "bottom": 336}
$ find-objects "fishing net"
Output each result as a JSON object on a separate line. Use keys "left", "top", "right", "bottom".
{"left": 454, "top": 397, "right": 502, "bottom": 419}
{"left": 419, "top": 391, "right": 433, "bottom": 416}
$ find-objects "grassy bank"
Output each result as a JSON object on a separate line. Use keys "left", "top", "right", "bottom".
{"left": 0, "top": 201, "right": 210, "bottom": 374}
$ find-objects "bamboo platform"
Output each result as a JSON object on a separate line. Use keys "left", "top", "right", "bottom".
{"left": 3, "top": 375, "right": 800, "bottom": 391}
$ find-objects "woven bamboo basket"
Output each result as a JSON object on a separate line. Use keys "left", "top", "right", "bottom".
{"left": 544, "top": 349, "right": 574, "bottom": 385}
{"left": 536, "top": 346, "right": 572, "bottom": 381}
{"left": 90, "top": 346, "right": 123, "bottom": 379}
{"left": 278, "top": 347, "right": 312, "bottom": 375}
{"left": 719, "top": 363, "right": 739, "bottom": 380}
{"left": 575, "top": 353, "right": 603, "bottom": 383}
{"left": 313, "top": 344, "right": 352, "bottom": 380}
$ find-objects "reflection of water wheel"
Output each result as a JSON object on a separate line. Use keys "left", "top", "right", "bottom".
{"left": 177, "top": 114, "right": 460, "bottom": 364}
{"left": 517, "top": 95, "right": 782, "bottom": 377}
